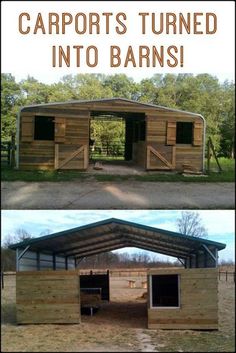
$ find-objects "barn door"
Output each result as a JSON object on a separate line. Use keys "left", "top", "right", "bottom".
{"left": 55, "top": 144, "right": 88, "bottom": 170}
{"left": 147, "top": 144, "right": 176, "bottom": 170}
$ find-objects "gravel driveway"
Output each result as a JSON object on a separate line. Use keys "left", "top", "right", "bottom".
{"left": 1, "top": 181, "right": 234, "bottom": 209}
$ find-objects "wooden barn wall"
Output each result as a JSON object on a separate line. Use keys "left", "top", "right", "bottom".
{"left": 18, "top": 250, "right": 75, "bottom": 271}
{"left": 133, "top": 141, "right": 146, "bottom": 168}
{"left": 19, "top": 102, "right": 203, "bottom": 171}
{"left": 146, "top": 113, "right": 204, "bottom": 172}
{"left": 147, "top": 268, "right": 218, "bottom": 330}
{"left": 19, "top": 111, "right": 89, "bottom": 170}
{"left": 16, "top": 270, "right": 81, "bottom": 324}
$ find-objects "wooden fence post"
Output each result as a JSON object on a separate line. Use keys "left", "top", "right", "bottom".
{"left": 207, "top": 139, "right": 211, "bottom": 173}
{"left": 10, "top": 133, "right": 16, "bottom": 167}
{"left": 1, "top": 271, "right": 4, "bottom": 289}
{"left": 226, "top": 271, "right": 228, "bottom": 282}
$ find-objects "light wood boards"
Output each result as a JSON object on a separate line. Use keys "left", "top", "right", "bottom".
{"left": 19, "top": 100, "right": 204, "bottom": 171}
{"left": 147, "top": 268, "right": 218, "bottom": 330}
{"left": 16, "top": 270, "right": 81, "bottom": 324}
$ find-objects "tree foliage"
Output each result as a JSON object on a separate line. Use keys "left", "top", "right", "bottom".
{"left": 1, "top": 73, "right": 235, "bottom": 157}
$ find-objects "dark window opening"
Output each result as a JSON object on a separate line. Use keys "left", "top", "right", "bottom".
{"left": 176, "top": 122, "right": 193, "bottom": 144}
{"left": 151, "top": 274, "right": 179, "bottom": 307}
{"left": 34, "top": 116, "right": 55, "bottom": 140}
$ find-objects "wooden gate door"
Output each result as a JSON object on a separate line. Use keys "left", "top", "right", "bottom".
{"left": 54, "top": 144, "right": 88, "bottom": 170}
{"left": 146, "top": 144, "right": 176, "bottom": 170}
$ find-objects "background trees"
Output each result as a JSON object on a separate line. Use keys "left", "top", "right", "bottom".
{"left": 176, "top": 211, "right": 208, "bottom": 238}
{"left": 1, "top": 73, "right": 235, "bottom": 158}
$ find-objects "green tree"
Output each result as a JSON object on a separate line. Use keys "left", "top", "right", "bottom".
{"left": 90, "top": 118, "right": 125, "bottom": 157}
{"left": 138, "top": 78, "right": 157, "bottom": 103}
{"left": 20, "top": 76, "right": 52, "bottom": 104}
{"left": 102, "top": 74, "right": 138, "bottom": 100}
{"left": 219, "top": 81, "right": 235, "bottom": 158}
{"left": 1, "top": 74, "right": 21, "bottom": 140}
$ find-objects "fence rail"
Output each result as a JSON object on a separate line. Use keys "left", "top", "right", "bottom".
{"left": 218, "top": 271, "right": 235, "bottom": 282}
{"left": 89, "top": 141, "right": 125, "bottom": 161}
{"left": 1, "top": 135, "right": 16, "bottom": 166}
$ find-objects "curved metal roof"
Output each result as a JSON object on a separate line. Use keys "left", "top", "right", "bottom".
{"left": 9, "top": 218, "right": 226, "bottom": 260}
{"left": 20, "top": 97, "right": 203, "bottom": 117}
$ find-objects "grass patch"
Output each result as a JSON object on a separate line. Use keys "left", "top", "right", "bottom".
{"left": 207, "top": 157, "right": 235, "bottom": 172}
{"left": 150, "top": 330, "right": 235, "bottom": 352}
{"left": 1, "top": 158, "right": 234, "bottom": 182}
{"left": 1, "top": 167, "right": 88, "bottom": 182}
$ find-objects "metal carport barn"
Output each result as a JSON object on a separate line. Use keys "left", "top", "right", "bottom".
{"left": 9, "top": 218, "right": 225, "bottom": 329}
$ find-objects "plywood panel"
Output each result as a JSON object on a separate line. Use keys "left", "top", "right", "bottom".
{"left": 16, "top": 270, "right": 80, "bottom": 324}
{"left": 147, "top": 268, "right": 218, "bottom": 330}
{"left": 21, "top": 116, "right": 34, "bottom": 142}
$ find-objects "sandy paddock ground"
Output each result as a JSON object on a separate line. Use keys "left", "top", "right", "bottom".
{"left": 1, "top": 273, "right": 235, "bottom": 352}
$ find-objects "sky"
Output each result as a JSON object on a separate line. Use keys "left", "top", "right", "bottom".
{"left": 1, "top": 210, "right": 235, "bottom": 263}
{"left": 1, "top": 1, "right": 235, "bottom": 84}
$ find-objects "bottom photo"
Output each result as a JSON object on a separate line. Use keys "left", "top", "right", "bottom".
{"left": 1, "top": 209, "right": 235, "bottom": 352}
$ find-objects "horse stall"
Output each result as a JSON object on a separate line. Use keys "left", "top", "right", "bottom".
{"left": 16, "top": 270, "right": 81, "bottom": 324}
{"left": 17, "top": 98, "right": 205, "bottom": 172}
{"left": 147, "top": 268, "right": 218, "bottom": 330}
{"left": 10, "top": 218, "right": 225, "bottom": 328}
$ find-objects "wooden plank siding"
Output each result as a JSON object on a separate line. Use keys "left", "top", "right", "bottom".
{"left": 18, "top": 100, "right": 204, "bottom": 171}
{"left": 147, "top": 268, "right": 218, "bottom": 330}
{"left": 19, "top": 113, "right": 89, "bottom": 170}
{"left": 16, "top": 270, "right": 81, "bottom": 324}
{"left": 146, "top": 114, "right": 203, "bottom": 171}
{"left": 133, "top": 141, "right": 146, "bottom": 168}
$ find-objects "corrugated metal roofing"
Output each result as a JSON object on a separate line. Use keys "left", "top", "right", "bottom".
{"left": 9, "top": 218, "right": 226, "bottom": 260}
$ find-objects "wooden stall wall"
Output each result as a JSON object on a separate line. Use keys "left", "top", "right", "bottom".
{"left": 19, "top": 111, "right": 89, "bottom": 170}
{"left": 16, "top": 270, "right": 81, "bottom": 324}
{"left": 133, "top": 141, "right": 146, "bottom": 168}
{"left": 55, "top": 111, "right": 89, "bottom": 170}
{"left": 146, "top": 112, "right": 204, "bottom": 172}
{"left": 18, "top": 100, "right": 204, "bottom": 171}
{"left": 147, "top": 268, "right": 218, "bottom": 330}
{"left": 19, "top": 114, "right": 55, "bottom": 169}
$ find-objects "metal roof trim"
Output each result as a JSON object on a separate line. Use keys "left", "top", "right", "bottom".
{"left": 20, "top": 97, "right": 202, "bottom": 117}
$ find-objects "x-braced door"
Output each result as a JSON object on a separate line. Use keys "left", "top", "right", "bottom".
{"left": 147, "top": 145, "right": 176, "bottom": 170}
{"left": 55, "top": 144, "right": 88, "bottom": 170}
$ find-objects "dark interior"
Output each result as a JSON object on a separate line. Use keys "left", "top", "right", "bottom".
{"left": 176, "top": 122, "right": 193, "bottom": 144}
{"left": 152, "top": 274, "right": 179, "bottom": 307}
{"left": 34, "top": 116, "right": 55, "bottom": 141}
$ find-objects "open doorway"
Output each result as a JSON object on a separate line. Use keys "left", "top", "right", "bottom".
{"left": 79, "top": 269, "right": 147, "bottom": 329}
{"left": 89, "top": 111, "right": 146, "bottom": 171}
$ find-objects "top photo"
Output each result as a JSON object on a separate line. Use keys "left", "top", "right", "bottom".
{"left": 1, "top": 2, "right": 235, "bottom": 210}
{"left": 1, "top": 73, "right": 234, "bottom": 210}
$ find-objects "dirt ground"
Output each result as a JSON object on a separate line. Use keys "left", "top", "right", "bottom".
{"left": 1, "top": 273, "right": 235, "bottom": 352}
{"left": 1, "top": 181, "right": 234, "bottom": 209}
{"left": 87, "top": 161, "right": 147, "bottom": 175}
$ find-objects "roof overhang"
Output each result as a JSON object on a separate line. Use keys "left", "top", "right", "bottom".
{"left": 20, "top": 97, "right": 203, "bottom": 118}
{"left": 9, "top": 218, "right": 226, "bottom": 260}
